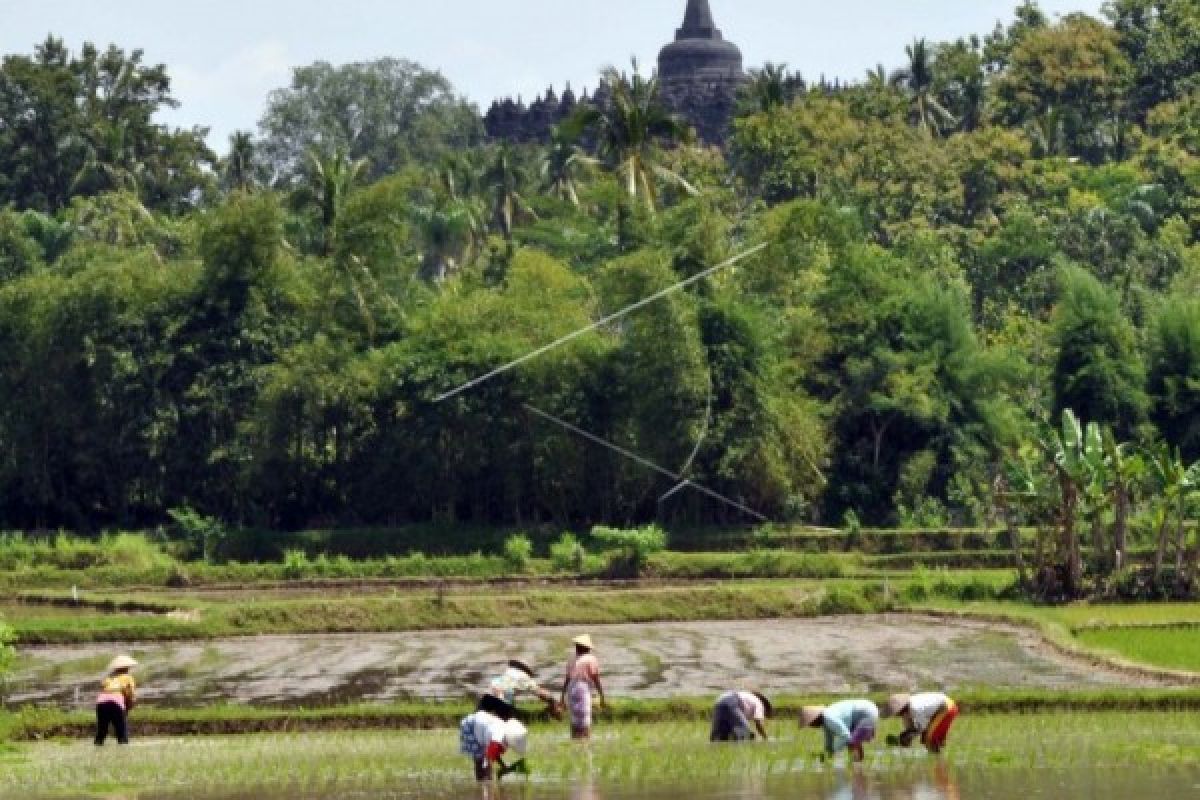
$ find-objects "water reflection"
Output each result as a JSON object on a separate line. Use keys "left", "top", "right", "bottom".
{"left": 826, "top": 764, "right": 961, "bottom": 800}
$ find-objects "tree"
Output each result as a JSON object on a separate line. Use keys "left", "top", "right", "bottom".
{"left": 565, "top": 63, "right": 696, "bottom": 211}
{"left": 738, "top": 62, "right": 796, "bottom": 116}
{"left": 483, "top": 146, "right": 537, "bottom": 239}
{"left": 1051, "top": 267, "right": 1147, "bottom": 437}
{"left": 289, "top": 148, "right": 369, "bottom": 256}
{"left": 1040, "top": 410, "right": 1104, "bottom": 595}
{"left": 1147, "top": 299, "right": 1200, "bottom": 461}
{"left": 1107, "top": 0, "right": 1200, "bottom": 119}
{"left": 540, "top": 127, "right": 593, "bottom": 207}
{"left": 891, "top": 39, "right": 957, "bottom": 136}
{"left": 258, "top": 58, "right": 482, "bottom": 185}
{"left": 994, "top": 14, "right": 1133, "bottom": 161}
{"left": 221, "top": 132, "right": 264, "bottom": 193}
{"left": 412, "top": 196, "right": 483, "bottom": 282}
{"left": 0, "top": 37, "right": 213, "bottom": 212}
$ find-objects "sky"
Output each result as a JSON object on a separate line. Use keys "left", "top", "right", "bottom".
{"left": 2, "top": 0, "right": 1106, "bottom": 153}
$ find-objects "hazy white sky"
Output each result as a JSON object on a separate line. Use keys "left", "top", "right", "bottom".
{"left": 1, "top": 1, "right": 1105, "bottom": 151}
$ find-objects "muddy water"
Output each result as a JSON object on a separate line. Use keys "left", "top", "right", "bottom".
{"left": 53, "top": 768, "right": 1200, "bottom": 800}
{"left": 12, "top": 615, "right": 1160, "bottom": 708}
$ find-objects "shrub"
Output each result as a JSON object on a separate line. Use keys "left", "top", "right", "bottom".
{"left": 281, "top": 549, "right": 311, "bottom": 580}
{"left": 167, "top": 507, "right": 230, "bottom": 563}
{"left": 102, "top": 533, "right": 175, "bottom": 571}
{"left": 0, "top": 618, "right": 15, "bottom": 705}
{"left": 550, "top": 533, "right": 588, "bottom": 573}
{"left": 502, "top": 534, "right": 534, "bottom": 572}
{"left": 591, "top": 525, "right": 667, "bottom": 578}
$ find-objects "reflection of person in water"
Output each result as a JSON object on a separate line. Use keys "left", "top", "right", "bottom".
{"left": 826, "top": 772, "right": 878, "bottom": 800}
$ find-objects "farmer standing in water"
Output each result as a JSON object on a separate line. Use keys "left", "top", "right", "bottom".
{"left": 94, "top": 655, "right": 138, "bottom": 746}
{"left": 561, "top": 634, "right": 605, "bottom": 739}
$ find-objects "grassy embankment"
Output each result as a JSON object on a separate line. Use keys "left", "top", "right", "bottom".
{"left": 1, "top": 713, "right": 1198, "bottom": 797}
{"left": 6, "top": 689, "right": 1200, "bottom": 742}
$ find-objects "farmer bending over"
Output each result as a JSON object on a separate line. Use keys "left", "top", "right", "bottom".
{"left": 459, "top": 709, "right": 529, "bottom": 782}
{"left": 802, "top": 699, "right": 880, "bottom": 762}
{"left": 710, "top": 690, "right": 772, "bottom": 742}
{"left": 94, "top": 655, "right": 138, "bottom": 746}
{"left": 883, "top": 692, "right": 959, "bottom": 754}
{"left": 484, "top": 658, "right": 562, "bottom": 718}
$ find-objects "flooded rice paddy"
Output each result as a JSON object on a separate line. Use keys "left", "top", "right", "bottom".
{"left": 4, "top": 714, "right": 1198, "bottom": 800}
{"left": 11, "top": 615, "right": 1161, "bottom": 709}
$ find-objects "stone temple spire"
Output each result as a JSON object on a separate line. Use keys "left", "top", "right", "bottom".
{"left": 678, "top": 0, "right": 722, "bottom": 41}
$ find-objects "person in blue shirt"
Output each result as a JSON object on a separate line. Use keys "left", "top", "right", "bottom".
{"left": 802, "top": 700, "right": 880, "bottom": 762}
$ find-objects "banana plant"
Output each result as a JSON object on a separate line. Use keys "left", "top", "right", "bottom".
{"left": 1102, "top": 430, "right": 1144, "bottom": 573}
{"left": 1041, "top": 410, "right": 1104, "bottom": 594}
{"left": 1146, "top": 443, "right": 1195, "bottom": 582}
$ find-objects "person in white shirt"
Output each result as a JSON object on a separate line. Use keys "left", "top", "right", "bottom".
{"left": 883, "top": 692, "right": 960, "bottom": 754}
{"left": 459, "top": 711, "right": 529, "bottom": 781}
{"left": 710, "top": 690, "right": 772, "bottom": 741}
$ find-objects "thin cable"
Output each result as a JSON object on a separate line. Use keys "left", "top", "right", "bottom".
{"left": 524, "top": 404, "right": 767, "bottom": 522}
{"left": 434, "top": 243, "right": 768, "bottom": 403}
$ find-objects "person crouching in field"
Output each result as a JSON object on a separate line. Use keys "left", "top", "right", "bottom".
{"left": 94, "top": 655, "right": 138, "bottom": 746}
{"left": 485, "top": 658, "right": 562, "bottom": 718}
{"left": 883, "top": 692, "right": 959, "bottom": 754}
{"left": 710, "top": 690, "right": 772, "bottom": 742}
{"left": 459, "top": 709, "right": 529, "bottom": 782}
{"left": 802, "top": 699, "right": 880, "bottom": 762}
{"left": 561, "top": 634, "right": 605, "bottom": 740}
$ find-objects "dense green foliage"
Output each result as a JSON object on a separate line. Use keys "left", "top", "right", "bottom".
{"left": 0, "top": 5, "right": 1199, "bottom": 550}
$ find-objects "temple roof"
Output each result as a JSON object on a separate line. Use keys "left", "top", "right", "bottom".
{"left": 677, "top": 0, "right": 721, "bottom": 41}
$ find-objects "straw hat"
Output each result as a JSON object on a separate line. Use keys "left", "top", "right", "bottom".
{"left": 884, "top": 694, "right": 912, "bottom": 718}
{"left": 800, "top": 706, "right": 825, "bottom": 727}
{"left": 107, "top": 655, "right": 138, "bottom": 674}
{"left": 508, "top": 658, "right": 535, "bottom": 677}
{"left": 503, "top": 719, "right": 528, "bottom": 756}
{"left": 572, "top": 634, "right": 594, "bottom": 651}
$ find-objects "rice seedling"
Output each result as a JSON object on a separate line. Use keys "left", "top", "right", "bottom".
{"left": 2, "top": 713, "right": 1198, "bottom": 799}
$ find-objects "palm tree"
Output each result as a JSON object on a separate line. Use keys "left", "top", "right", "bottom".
{"left": 565, "top": 62, "right": 697, "bottom": 212}
{"left": 291, "top": 147, "right": 369, "bottom": 256}
{"left": 412, "top": 196, "right": 483, "bottom": 282}
{"left": 890, "top": 39, "right": 956, "bottom": 136}
{"left": 540, "top": 126, "right": 594, "bottom": 207}
{"left": 738, "top": 62, "right": 791, "bottom": 115}
{"left": 221, "top": 131, "right": 260, "bottom": 192}
{"left": 483, "top": 146, "right": 537, "bottom": 239}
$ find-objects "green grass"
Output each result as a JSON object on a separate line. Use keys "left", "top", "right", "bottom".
{"left": 3, "top": 572, "right": 1031, "bottom": 644}
{"left": 1, "top": 713, "right": 1198, "bottom": 797}
{"left": 1076, "top": 627, "right": 1200, "bottom": 672}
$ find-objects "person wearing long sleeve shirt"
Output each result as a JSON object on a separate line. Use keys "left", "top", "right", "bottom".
{"left": 802, "top": 699, "right": 880, "bottom": 762}
{"left": 884, "top": 692, "right": 959, "bottom": 754}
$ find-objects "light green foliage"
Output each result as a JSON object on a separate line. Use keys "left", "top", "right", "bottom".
{"left": 167, "top": 507, "right": 230, "bottom": 564}
{"left": 502, "top": 534, "right": 533, "bottom": 572}
{"left": 258, "top": 58, "right": 482, "bottom": 185}
{"left": 590, "top": 525, "right": 667, "bottom": 577}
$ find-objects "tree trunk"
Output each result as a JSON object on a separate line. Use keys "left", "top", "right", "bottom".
{"left": 1112, "top": 487, "right": 1129, "bottom": 574}
{"left": 1154, "top": 507, "right": 1171, "bottom": 580}
{"left": 1175, "top": 496, "right": 1188, "bottom": 586}
{"left": 1061, "top": 474, "right": 1082, "bottom": 595}
{"left": 1091, "top": 511, "right": 1106, "bottom": 576}
{"left": 993, "top": 474, "right": 1028, "bottom": 587}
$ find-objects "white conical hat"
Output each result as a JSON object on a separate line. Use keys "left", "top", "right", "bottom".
{"left": 107, "top": 655, "right": 138, "bottom": 674}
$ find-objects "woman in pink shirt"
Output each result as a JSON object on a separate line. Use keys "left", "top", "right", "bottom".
{"left": 560, "top": 634, "right": 606, "bottom": 739}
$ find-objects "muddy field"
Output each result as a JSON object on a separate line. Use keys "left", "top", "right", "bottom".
{"left": 11, "top": 614, "right": 1162, "bottom": 708}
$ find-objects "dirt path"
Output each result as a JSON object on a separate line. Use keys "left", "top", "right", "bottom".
{"left": 11, "top": 614, "right": 1168, "bottom": 708}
